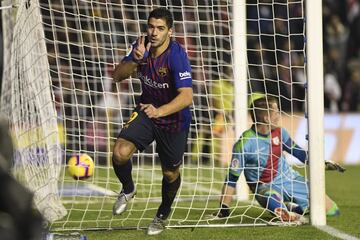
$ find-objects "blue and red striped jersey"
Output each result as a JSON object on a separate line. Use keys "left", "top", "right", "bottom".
{"left": 229, "top": 125, "right": 307, "bottom": 192}
{"left": 123, "top": 40, "right": 192, "bottom": 132}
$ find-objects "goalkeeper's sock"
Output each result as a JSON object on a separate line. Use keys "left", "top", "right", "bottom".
{"left": 156, "top": 175, "right": 181, "bottom": 219}
{"left": 264, "top": 193, "right": 285, "bottom": 212}
{"left": 285, "top": 202, "right": 305, "bottom": 215}
{"left": 112, "top": 157, "right": 134, "bottom": 194}
{"left": 326, "top": 202, "right": 340, "bottom": 216}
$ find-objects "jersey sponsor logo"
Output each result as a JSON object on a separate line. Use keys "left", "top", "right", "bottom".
{"left": 245, "top": 163, "right": 257, "bottom": 167}
{"left": 158, "top": 67, "right": 168, "bottom": 77}
{"left": 272, "top": 136, "right": 280, "bottom": 145}
{"left": 138, "top": 72, "right": 169, "bottom": 89}
{"left": 179, "top": 71, "right": 191, "bottom": 80}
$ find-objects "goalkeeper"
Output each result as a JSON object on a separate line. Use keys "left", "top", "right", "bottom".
{"left": 211, "top": 94, "right": 343, "bottom": 222}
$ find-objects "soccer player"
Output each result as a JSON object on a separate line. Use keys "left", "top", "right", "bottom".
{"left": 210, "top": 95, "right": 342, "bottom": 222}
{"left": 111, "top": 8, "right": 193, "bottom": 235}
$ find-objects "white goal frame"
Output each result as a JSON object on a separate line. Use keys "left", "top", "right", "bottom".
{"left": 306, "top": 0, "right": 326, "bottom": 226}
{"left": 233, "top": 0, "right": 326, "bottom": 226}
{"left": 0, "top": 0, "right": 326, "bottom": 229}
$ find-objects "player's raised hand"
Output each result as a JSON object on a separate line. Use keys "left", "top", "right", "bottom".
{"left": 325, "top": 160, "right": 346, "bottom": 173}
{"left": 140, "top": 103, "right": 161, "bottom": 118}
{"left": 133, "top": 36, "right": 151, "bottom": 63}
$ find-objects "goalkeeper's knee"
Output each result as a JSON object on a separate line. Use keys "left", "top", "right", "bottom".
{"left": 257, "top": 190, "right": 284, "bottom": 212}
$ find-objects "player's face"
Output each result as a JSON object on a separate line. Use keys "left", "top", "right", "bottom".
{"left": 147, "top": 18, "right": 172, "bottom": 49}
{"left": 269, "top": 102, "right": 280, "bottom": 129}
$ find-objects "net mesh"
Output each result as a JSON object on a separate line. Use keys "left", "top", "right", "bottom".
{"left": 1, "top": 0, "right": 307, "bottom": 230}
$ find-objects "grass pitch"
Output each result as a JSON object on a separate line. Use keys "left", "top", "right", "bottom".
{"left": 54, "top": 165, "right": 360, "bottom": 239}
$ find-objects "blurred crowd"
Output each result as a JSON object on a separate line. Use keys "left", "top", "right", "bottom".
{"left": 0, "top": 0, "right": 360, "bottom": 164}
{"left": 0, "top": 0, "right": 359, "bottom": 113}
{"left": 246, "top": 0, "right": 360, "bottom": 113}
{"left": 323, "top": 0, "right": 360, "bottom": 112}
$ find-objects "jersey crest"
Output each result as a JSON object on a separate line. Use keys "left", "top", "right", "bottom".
{"left": 272, "top": 136, "right": 280, "bottom": 145}
{"left": 158, "top": 67, "right": 168, "bottom": 77}
{"left": 230, "top": 158, "right": 240, "bottom": 171}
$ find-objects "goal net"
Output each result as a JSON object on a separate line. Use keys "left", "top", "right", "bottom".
{"left": 1, "top": 0, "right": 311, "bottom": 230}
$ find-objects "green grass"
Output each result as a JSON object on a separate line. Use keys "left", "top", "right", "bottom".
{"left": 325, "top": 165, "right": 360, "bottom": 237}
{"left": 54, "top": 165, "right": 360, "bottom": 239}
{"left": 83, "top": 226, "right": 338, "bottom": 240}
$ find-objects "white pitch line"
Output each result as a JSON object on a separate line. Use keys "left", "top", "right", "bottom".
{"left": 316, "top": 225, "right": 359, "bottom": 240}
{"left": 87, "top": 183, "right": 117, "bottom": 196}
{"left": 140, "top": 170, "right": 222, "bottom": 195}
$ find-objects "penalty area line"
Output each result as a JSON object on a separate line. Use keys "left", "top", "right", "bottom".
{"left": 316, "top": 225, "right": 359, "bottom": 240}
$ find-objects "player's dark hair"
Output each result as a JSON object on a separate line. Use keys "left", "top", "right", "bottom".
{"left": 148, "top": 7, "right": 173, "bottom": 29}
{"left": 249, "top": 96, "right": 278, "bottom": 123}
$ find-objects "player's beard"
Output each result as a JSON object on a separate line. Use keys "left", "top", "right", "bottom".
{"left": 150, "top": 36, "right": 169, "bottom": 49}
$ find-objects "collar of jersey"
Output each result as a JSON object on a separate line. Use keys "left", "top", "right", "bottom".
{"left": 250, "top": 124, "right": 271, "bottom": 139}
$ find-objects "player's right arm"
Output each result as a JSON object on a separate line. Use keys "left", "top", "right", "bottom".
{"left": 208, "top": 138, "right": 248, "bottom": 219}
{"left": 216, "top": 183, "right": 236, "bottom": 217}
{"left": 217, "top": 142, "right": 246, "bottom": 217}
{"left": 212, "top": 159, "right": 243, "bottom": 219}
{"left": 113, "top": 60, "right": 138, "bottom": 82}
{"left": 113, "top": 36, "right": 151, "bottom": 82}
{"left": 281, "top": 128, "right": 307, "bottom": 163}
{"left": 221, "top": 174, "right": 237, "bottom": 204}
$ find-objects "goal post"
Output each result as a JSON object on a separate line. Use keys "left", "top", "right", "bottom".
{"left": 233, "top": 1, "right": 250, "bottom": 202}
{"left": 0, "top": 0, "right": 325, "bottom": 230}
{"left": 306, "top": 0, "right": 326, "bottom": 226}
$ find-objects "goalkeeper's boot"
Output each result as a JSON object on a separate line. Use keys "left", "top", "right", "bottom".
{"left": 146, "top": 215, "right": 167, "bottom": 235}
{"left": 112, "top": 187, "right": 136, "bottom": 215}
{"left": 326, "top": 202, "right": 340, "bottom": 217}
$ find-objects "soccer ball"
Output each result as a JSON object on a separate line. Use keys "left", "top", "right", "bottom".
{"left": 67, "top": 154, "right": 94, "bottom": 180}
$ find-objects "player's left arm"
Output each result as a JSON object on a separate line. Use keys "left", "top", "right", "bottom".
{"left": 281, "top": 128, "right": 307, "bottom": 164}
{"left": 140, "top": 87, "right": 193, "bottom": 118}
{"left": 282, "top": 129, "right": 346, "bottom": 172}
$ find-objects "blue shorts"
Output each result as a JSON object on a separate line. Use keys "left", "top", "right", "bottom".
{"left": 255, "top": 175, "right": 309, "bottom": 212}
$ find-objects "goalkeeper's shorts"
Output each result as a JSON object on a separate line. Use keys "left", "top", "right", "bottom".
{"left": 256, "top": 175, "right": 309, "bottom": 213}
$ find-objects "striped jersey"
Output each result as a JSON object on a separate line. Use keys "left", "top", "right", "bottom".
{"left": 229, "top": 125, "right": 307, "bottom": 192}
{"left": 123, "top": 40, "right": 192, "bottom": 132}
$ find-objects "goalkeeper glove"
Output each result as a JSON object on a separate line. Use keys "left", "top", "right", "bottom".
{"left": 215, "top": 204, "right": 230, "bottom": 218}
{"left": 206, "top": 204, "right": 230, "bottom": 220}
{"left": 325, "top": 160, "right": 346, "bottom": 173}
